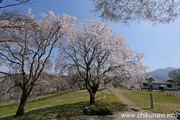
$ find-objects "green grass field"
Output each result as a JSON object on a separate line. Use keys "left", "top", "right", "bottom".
{"left": 0, "top": 89, "right": 125, "bottom": 120}
{"left": 116, "top": 89, "right": 180, "bottom": 113}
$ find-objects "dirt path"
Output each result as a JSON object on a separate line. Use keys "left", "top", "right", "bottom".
{"left": 110, "top": 89, "right": 152, "bottom": 113}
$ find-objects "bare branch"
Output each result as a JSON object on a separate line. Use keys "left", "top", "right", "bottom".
{"left": 0, "top": 0, "right": 31, "bottom": 9}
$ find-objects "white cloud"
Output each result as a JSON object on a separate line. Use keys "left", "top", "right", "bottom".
{"left": 175, "top": 55, "right": 179, "bottom": 58}
{"left": 178, "top": 51, "right": 180, "bottom": 54}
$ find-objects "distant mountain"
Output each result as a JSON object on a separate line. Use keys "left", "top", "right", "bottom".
{"left": 146, "top": 67, "right": 177, "bottom": 80}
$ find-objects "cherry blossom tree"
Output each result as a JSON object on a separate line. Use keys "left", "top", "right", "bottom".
{"left": 0, "top": 75, "right": 22, "bottom": 103}
{"left": 169, "top": 69, "right": 180, "bottom": 84}
{"left": 90, "top": 0, "right": 180, "bottom": 24}
{"left": 0, "top": 9, "right": 76, "bottom": 116}
{"left": 0, "top": 73, "right": 51, "bottom": 104}
{"left": 56, "top": 20, "right": 146, "bottom": 105}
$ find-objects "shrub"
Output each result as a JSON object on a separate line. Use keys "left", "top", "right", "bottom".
{"left": 83, "top": 105, "right": 113, "bottom": 115}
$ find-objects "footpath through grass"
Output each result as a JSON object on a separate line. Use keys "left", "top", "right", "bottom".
{"left": 116, "top": 89, "right": 180, "bottom": 113}
{"left": 0, "top": 89, "right": 125, "bottom": 120}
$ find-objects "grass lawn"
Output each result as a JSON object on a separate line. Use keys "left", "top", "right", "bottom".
{"left": 116, "top": 89, "right": 180, "bottom": 113}
{"left": 0, "top": 89, "right": 125, "bottom": 120}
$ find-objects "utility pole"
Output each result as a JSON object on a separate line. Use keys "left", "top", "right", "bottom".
{"left": 145, "top": 75, "right": 155, "bottom": 109}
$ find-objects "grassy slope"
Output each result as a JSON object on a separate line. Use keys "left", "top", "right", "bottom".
{"left": 116, "top": 89, "right": 180, "bottom": 113}
{"left": 0, "top": 89, "right": 125, "bottom": 120}
{"left": 0, "top": 93, "right": 58, "bottom": 108}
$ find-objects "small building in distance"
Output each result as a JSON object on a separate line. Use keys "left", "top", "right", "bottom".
{"left": 141, "top": 79, "right": 179, "bottom": 91}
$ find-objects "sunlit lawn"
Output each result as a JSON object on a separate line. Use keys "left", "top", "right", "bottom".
{"left": 116, "top": 89, "right": 180, "bottom": 113}
{"left": 0, "top": 89, "right": 125, "bottom": 120}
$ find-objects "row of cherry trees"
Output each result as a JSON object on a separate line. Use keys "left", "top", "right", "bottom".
{"left": 0, "top": 0, "right": 180, "bottom": 117}
{"left": 0, "top": 72, "right": 74, "bottom": 103}
{"left": 0, "top": 9, "right": 146, "bottom": 116}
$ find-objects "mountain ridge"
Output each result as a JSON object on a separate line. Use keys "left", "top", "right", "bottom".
{"left": 146, "top": 67, "right": 178, "bottom": 80}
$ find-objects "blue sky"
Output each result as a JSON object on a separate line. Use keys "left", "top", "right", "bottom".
{"left": 7, "top": 0, "right": 180, "bottom": 71}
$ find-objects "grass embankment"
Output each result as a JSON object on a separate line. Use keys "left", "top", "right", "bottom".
{"left": 116, "top": 89, "right": 180, "bottom": 113}
{"left": 0, "top": 92, "right": 59, "bottom": 108}
{"left": 0, "top": 89, "right": 125, "bottom": 120}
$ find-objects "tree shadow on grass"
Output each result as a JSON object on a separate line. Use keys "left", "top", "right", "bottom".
{"left": 0, "top": 101, "right": 88, "bottom": 120}
{"left": 0, "top": 100, "right": 125, "bottom": 120}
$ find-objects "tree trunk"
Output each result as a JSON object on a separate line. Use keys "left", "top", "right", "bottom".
{"left": 85, "top": 82, "right": 98, "bottom": 106}
{"left": 89, "top": 92, "right": 95, "bottom": 106}
{"left": 15, "top": 93, "right": 28, "bottom": 117}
